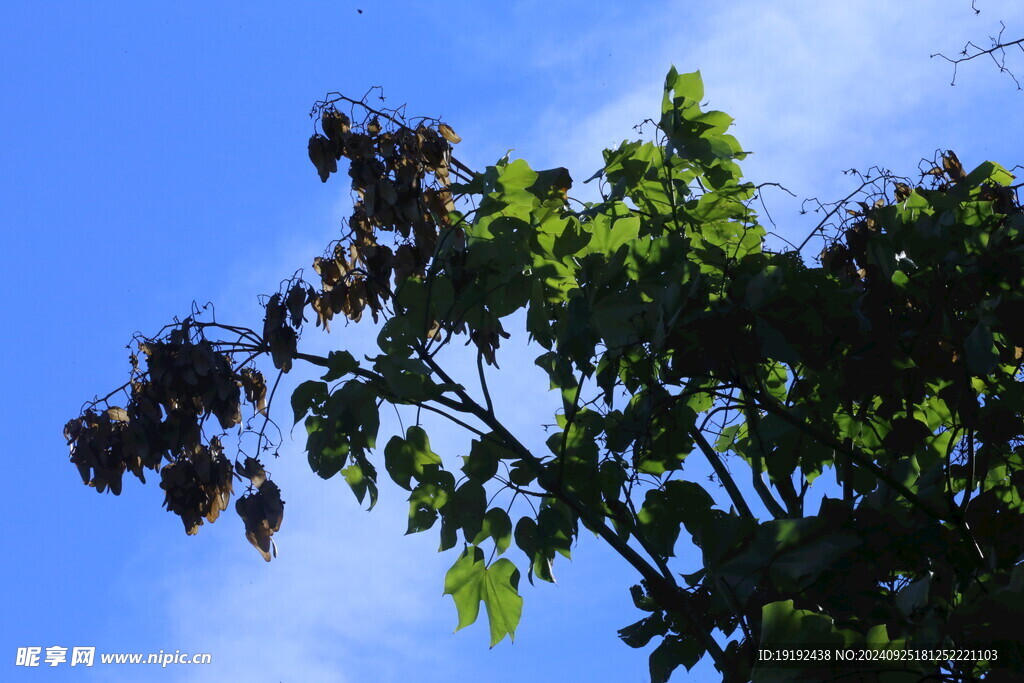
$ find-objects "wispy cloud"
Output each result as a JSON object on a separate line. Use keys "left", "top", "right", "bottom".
{"left": 534, "top": 0, "right": 1024, "bottom": 244}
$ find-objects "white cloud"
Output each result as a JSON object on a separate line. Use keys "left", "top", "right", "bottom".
{"left": 150, "top": 473, "right": 455, "bottom": 683}
{"left": 534, "top": 0, "right": 1024, "bottom": 245}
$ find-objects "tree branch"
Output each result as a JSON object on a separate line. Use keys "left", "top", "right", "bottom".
{"left": 409, "top": 341, "right": 733, "bottom": 676}
{"left": 476, "top": 348, "right": 494, "bottom": 415}
{"left": 740, "top": 378, "right": 987, "bottom": 569}
{"left": 689, "top": 427, "right": 755, "bottom": 519}
{"left": 931, "top": 20, "right": 1024, "bottom": 89}
{"left": 741, "top": 395, "right": 800, "bottom": 517}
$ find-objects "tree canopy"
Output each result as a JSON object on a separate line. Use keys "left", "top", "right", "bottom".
{"left": 66, "top": 66, "right": 1024, "bottom": 681}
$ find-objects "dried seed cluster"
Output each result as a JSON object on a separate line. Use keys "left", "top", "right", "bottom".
{"left": 305, "top": 106, "right": 460, "bottom": 329}
{"left": 159, "top": 438, "right": 233, "bottom": 535}
{"left": 65, "top": 323, "right": 283, "bottom": 558}
{"left": 234, "top": 457, "right": 284, "bottom": 561}
{"left": 66, "top": 97, "right": 471, "bottom": 561}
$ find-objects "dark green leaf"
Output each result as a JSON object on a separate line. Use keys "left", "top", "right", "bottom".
{"left": 384, "top": 426, "right": 443, "bottom": 491}
{"left": 292, "top": 380, "right": 328, "bottom": 425}
{"left": 321, "top": 350, "right": 358, "bottom": 382}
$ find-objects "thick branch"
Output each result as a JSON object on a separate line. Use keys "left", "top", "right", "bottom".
{"left": 476, "top": 349, "right": 494, "bottom": 415}
{"left": 740, "top": 396, "right": 800, "bottom": 518}
{"left": 689, "top": 427, "right": 755, "bottom": 519}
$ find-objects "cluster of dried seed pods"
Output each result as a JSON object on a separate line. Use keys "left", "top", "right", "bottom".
{"left": 159, "top": 438, "right": 234, "bottom": 535}
{"left": 234, "top": 457, "right": 284, "bottom": 561}
{"left": 304, "top": 103, "right": 461, "bottom": 329}
{"left": 66, "top": 321, "right": 281, "bottom": 559}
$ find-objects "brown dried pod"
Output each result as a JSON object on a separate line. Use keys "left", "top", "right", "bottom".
{"left": 377, "top": 178, "right": 398, "bottom": 206}
{"left": 392, "top": 244, "right": 419, "bottom": 285}
{"left": 240, "top": 368, "right": 268, "bottom": 414}
{"left": 199, "top": 439, "right": 233, "bottom": 523}
{"left": 345, "top": 279, "right": 367, "bottom": 322}
{"left": 235, "top": 479, "right": 285, "bottom": 562}
{"left": 471, "top": 319, "right": 511, "bottom": 367}
{"left": 234, "top": 456, "right": 267, "bottom": 489}
{"left": 308, "top": 134, "right": 336, "bottom": 182}
{"left": 313, "top": 256, "right": 344, "bottom": 290}
{"left": 263, "top": 293, "right": 287, "bottom": 340}
{"left": 259, "top": 480, "right": 285, "bottom": 533}
{"left": 943, "top": 150, "right": 966, "bottom": 181}
{"left": 345, "top": 132, "right": 375, "bottom": 159}
{"left": 321, "top": 109, "right": 350, "bottom": 141}
{"left": 210, "top": 394, "right": 242, "bottom": 430}
{"left": 423, "top": 189, "right": 453, "bottom": 222}
{"left": 160, "top": 459, "right": 205, "bottom": 535}
{"left": 437, "top": 123, "right": 461, "bottom": 144}
{"left": 311, "top": 291, "right": 334, "bottom": 331}
{"left": 329, "top": 284, "right": 349, "bottom": 317}
{"left": 268, "top": 325, "right": 297, "bottom": 373}
{"left": 285, "top": 283, "right": 308, "bottom": 328}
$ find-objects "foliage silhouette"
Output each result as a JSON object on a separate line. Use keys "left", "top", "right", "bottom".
{"left": 67, "top": 68, "right": 1024, "bottom": 681}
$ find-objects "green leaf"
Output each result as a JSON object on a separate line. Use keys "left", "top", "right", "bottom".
{"left": 494, "top": 158, "right": 540, "bottom": 207}
{"left": 443, "top": 547, "right": 523, "bottom": 647}
{"left": 895, "top": 575, "right": 931, "bottom": 617}
{"left": 649, "top": 635, "right": 704, "bottom": 682}
{"left": 375, "top": 354, "right": 436, "bottom": 402}
{"left": 964, "top": 160, "right": 1016, "bottom": 187}
{"left": 407, "top": 477, "right": 452, "bottom": 535}
{"left": 629, "top": 584, "right": 660, "bottom": 612}
{"left": 760, "top": 600, "right": 845, "bottom": 647}
{"left": 767, "top": 531, "right": 862, "bottom": 592}
{"left": 444, "top": 547, "right": 484, "bottom": 632}
{"left": 438, "top": 513, "right": 459, "bottom": 552}
{"left": 341, "top": 452, "right": 378, "bottom": 510}
{"left": 291, "top": 380, "right": 328, "bottom": 425}
{"left": 514, "top": 516, "right": 537, "bottom": 559}
{"left": 377, "top": 316, "right": 416, "bottom": 357}
{"left": 586, "top": 213, "right": 640, "bottom": 257}
{"left": 965, "top": 322, "right": 999, "bottom": 375}
{"left": 528, "top": 165, "right": 573, "bottom": 202}
{"left": 513, "top": 515, "right": 554, "bottom": 584}
{"left": 384, "top": 426, "right": 442, "bottom": 491}
{"left": 451, "top": 480, "right": 488, "bottom": 542}
{"left": 305, "top": 415, "right": 348, "bottom": 479}
{"left": 637, "top": 480, "right": 717, "bottom": 557}
{"left": 479, "top": 558, "right": 524, "bottom": 647}
{"left": 473, "top": 508, "right": 513, "bottom": 555}
{"left": 321, "top": 350, "right": 358, "bottom": 382}
{"left": 664, "top": 67, "right": 704, "bottom": 111}
{"left": 745, "top": 265, "right": 783, "bottom": 310}
{"left": 342, "top": 462, "right": 366, "bottom": 502}
{"left": 618, "top": 613, "right": 667, "bottom": 648}
{"left": 462, "top": 435, "right": 511, "bottom": 482}
{"left": 891, "top": 269, "right": 910, "bottom": 289}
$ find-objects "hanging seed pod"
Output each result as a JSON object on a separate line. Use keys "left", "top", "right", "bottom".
{"left": 321, "top": 109, "right": 350, "bottom": 141}
{"left": 235, "top": 479, "right": 285, "bottom": 562}
{"left": 438, "top": 123, "right": 461, "bottom": 144}
{"left": 308, "top": 134, "right": 336, "bottom": 182}
{"left": 240, "top": 368, "right": 268, "bottom": 414}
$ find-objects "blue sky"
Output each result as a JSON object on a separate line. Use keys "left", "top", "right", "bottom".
{"left": 3, "top": 1, "right": 1024, "bottom": 681}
